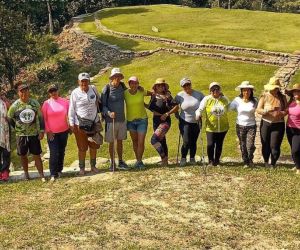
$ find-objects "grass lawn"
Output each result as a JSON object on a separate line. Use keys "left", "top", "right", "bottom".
{"left": 96, "top": 5, "right": 300, "bottom": 53}
{"left": 291, "top": 70, "right": 300, "bottom": 84}
{"left": 0, "top": 166, "right": 299, "bottom": 248}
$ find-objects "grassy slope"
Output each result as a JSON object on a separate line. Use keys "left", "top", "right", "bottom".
{"left": 97, "top": 5, "right": 300, "bottom": 53}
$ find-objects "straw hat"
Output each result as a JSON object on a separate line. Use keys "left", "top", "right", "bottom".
{"left": 235, "top": 81, "right": 255, "bottom": 91}
{"left": 152, "top": 78, "right": 169, "bottom": 90}
{"left": 264, "top": 77, "right": 281, "bottom": 91}
{"left": 286, "top": 83, "right": 300, "bottom": 95}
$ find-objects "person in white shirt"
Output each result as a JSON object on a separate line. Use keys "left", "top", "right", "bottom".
{"left": 69, "top": 73, "right": 103, "bottom": 175}
{"left": 229, "top": 81, "right": 257, "bottom": 168}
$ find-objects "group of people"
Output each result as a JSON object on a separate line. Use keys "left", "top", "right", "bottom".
{"left": 0, "top": 67, "right": 300, "bottom": 182}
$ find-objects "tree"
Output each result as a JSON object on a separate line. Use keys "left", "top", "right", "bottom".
{"left": 0, "top": 5, "right": 29, "bottom": 89}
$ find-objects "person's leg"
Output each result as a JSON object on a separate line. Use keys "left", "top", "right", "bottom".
{"left": 246, "top": 125, "right": 257, "bottom": 165}
{"left": 151, "top": 122, "right": 170, "bottom": 162}
{"left": 286, "top": 126, "right": 294, "bottom": 163}
{"left": 137, "top": 132, "right": 146, "bottom": 162}
{"left": 189, "top": 122, "right": 200, "bottom": 159}
{"left": 0, "top": 147, "right": 10, "bottom": 180}
{"left": 260, "top": 120, "right": 271, "bottom": 164}
{"left": 214, "top": 131, "right": 227, "bottom": 165}
{"left": 89, "top": 147, "right": 98, "bottom": 172}
{"left": 57, "top": 131, "right": 69, "bottom": 174}
{"left": 0, "top": 147, "right": 3, "bottom": 173}
{"left": 180, "top": 119, "right": 190, "bottom": 159}
{"left": 16, "top": 136, "right": 30, "bottom": 178}
{"left": 129, "top": 131, "right": 138, "bottom": 160}
{"left": 32, "top": 154, "right": 45, "bottom": 178}
{"left": 48, "top": 135, "right": 59, "bottom": 177}
{"left": 270, "top": 122, "right": 285, "bottom": 166}
{"left": 292, "top": 133, "right": 300, "bottom": 169}
{"left": 236, "top": 124, "right": 248, "bottom": 164}
{"left": 206, "top": 132, "right": 214, "bottom": 164}
{"left": 20, "top": 155, "right": 30, "bottom": 179}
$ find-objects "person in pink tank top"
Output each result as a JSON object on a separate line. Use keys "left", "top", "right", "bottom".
{"left": 286, "top": 83, "right": 300, "bottom": 175}
{"left": 42, "top": 84, "right": 69, "bottom": 181}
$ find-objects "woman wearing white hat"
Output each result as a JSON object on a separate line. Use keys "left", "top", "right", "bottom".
{"left": 229, "top": 81, "right": 257, "bottom": 168}
{"left": 196, "top": 82, "right": 230, "bottom": 167}
{"left": 256, "top": 77, "right": 287, "bottom": 168}
{"left": 285, "top": 83, "right": 300, "bottom": 174}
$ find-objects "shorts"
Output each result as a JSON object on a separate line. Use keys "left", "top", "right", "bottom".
{"left": 16, "top": 135, "right": 42, "bottom": 156}
{"left": 74, "top": 123, "right": 101, "bottom": 152}
{"left": 105, "top": 121, "right": 127, "bottom": 143}
{"left": 127, "top": 118, "right": 148, "bottom": 134}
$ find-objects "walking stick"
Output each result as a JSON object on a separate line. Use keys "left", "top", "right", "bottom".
{"left": 176, "top": 133, "right": 181, "bottom": 165}
{"left": 198, "top": 121, "right": 207, "bottom": 178}
{"left": 112, "top": 117, "right": 115, "bottom": 172}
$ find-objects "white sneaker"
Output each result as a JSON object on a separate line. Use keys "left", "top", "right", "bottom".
{"left": 50, "top": 176, "right": 55, "bottom": 182}
{"left": 180, "top": 158, "right": 187, "bottom": 167}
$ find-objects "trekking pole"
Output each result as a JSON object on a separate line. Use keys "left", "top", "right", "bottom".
{"left": 112, "top": 117, "right": 115, "bottom": 172}
{"left": 176, "top": 132, "right": 181, "bottom": 166}
{"left": 198, "top": 121, "right": 207, "bottom": 178}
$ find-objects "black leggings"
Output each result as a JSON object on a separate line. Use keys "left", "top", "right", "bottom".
{"left": 206, "top": 131, "right": 227, "bottom": 165}
{"left": 0, "top": 146, "right": 10, "bottom": 172}
{"left": 179, "top": 118, "right": 200, "bottom": 159}
{"left": 286, "top": 126, "right": 300, "bottom": 169}
{"left": 260, "top": 120, "right": 285, "bottom": 166}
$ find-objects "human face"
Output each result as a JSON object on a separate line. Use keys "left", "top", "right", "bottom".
{"left": 111, "top": 75, "right": 122, "bottom": 87}
{"left": 18, "top": 88, "right": 29, "bottom": 102}
{"left": 49, "top": 89, "right": 59, "bottom": 99}
{"left": 210, "top": 86, "right": 221, "bottom": 98}
{"left": 129, "top": 81, "right": 139, "bottom": 92}
{"left": 241, "top": 88, "right": 252, "bottom": 100}
{"left": 182, "top": 83, "right": 192, "bottom": 94}
{"left": 155, "top": 83, "right": 165, "bottom": 94}
{"left": 79, "top": 79, "right": 89, "bottom": 92}
{"left": 293, "top": 90, "right": 300, "bottom": 101}
{"left": 270, "top": 88, "right": 279, "bottom": 96}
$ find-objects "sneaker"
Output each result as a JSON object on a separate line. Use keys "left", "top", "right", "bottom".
{"left": 161, "top": 157, "right": 168, "bottom": 166}
{"left": 109, "top": 162, "right": 117, "bottom": 172}
{"left": 189, "top": 158, "right": 196, "bottom": 165}
{"left": 243, "top": 164, "right": 250, "bottom": 169}
{"left": 58, "top": 172, "right": 62, "bottom": 178}
{"left": 50, "top": 176, "right": 56, "bottom": 182}
{"left": 291, "top": 167, "right": 297, "bottom": 171}
{"left": 79, "top": 169, "right": 85, "bottom": 176}
{"left": 118, "top": 160, "right": 129, "bottom": 170}
{"left": 41, "top": 177, "right": 46, "bottom": 183}
{"left": 207, "top": 161, "right": 214, "bottom": 167}
{"left": 134, "top": 161, "right": 145, "bottom": 169}
{"left": 180, "top": 158, "right": 187, "bottom": 167}
{"left": 296, "top": 169, "right": 300, "bottom": 175}
{"left": 91, "top": 166, "right": 100, "bottom": 173}
{"left": 264, "top": 162, "right": 270, "bottom": 168}
{"left": 0, "top": 172, "right": 2, "bottom": 181}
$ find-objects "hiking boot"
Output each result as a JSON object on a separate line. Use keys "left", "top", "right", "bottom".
{"left": 180, "top": 158, "right": 187, "bottom": 167}
{"left": 118, "top": 160, "right": 129, "bottom": 170}
{"left": 189, "top": 158, "right": 196, "bottom": 165}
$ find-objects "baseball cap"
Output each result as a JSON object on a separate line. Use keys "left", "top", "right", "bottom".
{"left": 47, "top": 84, "right": 58, "bottom": 92}
{"left": 78, "top": 72, "right": 90, "bottom": 81}
{"left": 180, "top": 77, "right": 191, "bottom": 87}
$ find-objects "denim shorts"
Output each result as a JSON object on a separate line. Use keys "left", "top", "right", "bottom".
{"left": 127, "top": 118, "right": 148, "bottom": 134}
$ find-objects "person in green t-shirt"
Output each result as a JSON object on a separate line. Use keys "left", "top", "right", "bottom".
{"left": 196, "top": 82, "right": 230, "bottom": 167}
{"left": 124, "top": 76, "right": 151, "bottom": 169}
{"left": 7, "top": 82, "right": 45, "bottom": 182}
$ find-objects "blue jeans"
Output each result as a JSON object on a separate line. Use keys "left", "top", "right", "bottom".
{"left": 48, "top": 130, "right": 69, "bottom": 177}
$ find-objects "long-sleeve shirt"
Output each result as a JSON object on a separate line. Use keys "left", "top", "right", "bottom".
{"left": 42, "top": 97, "right": 69, "bottom": 133}
{"left": 229, "top": 97, "right": 257, "bottom": 126}
{"left": 7, "top": 98, "right": 44, "bottom": 136}
{"left": 68, "top": 85, "right": 100, "bottom": 126}
{"left": 196, "top": 95, "right": 230, "bottom": 132}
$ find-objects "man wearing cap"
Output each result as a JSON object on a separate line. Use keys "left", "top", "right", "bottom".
{"left": 42, "top": 84, "right": 70, "bottom": 181}
{"left": 101, "top": 68, "right": 128, "bottom": 170}
{"left": 7, "top": 82, "right": 46, "bottom": 181}
{"left": 69, "top": 73, "right": 103, "bottom": 175}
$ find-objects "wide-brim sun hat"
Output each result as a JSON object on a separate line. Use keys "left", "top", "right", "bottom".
{"left": 180, "top": 77, "right": 192, "bottom": 87}
{"left": 235, "top": 81, "right": 255, "bottom": 91}
{"left": 128, "top": 76, "right": 139, "bottom": 84}
{"left": 264, "top": 77, "right": 280, "bottom": 91}
{"left": 78, "top": 72, "right": 90, "bottom": 81}
{"left": 152, "top": 78, "right": 169, "bottom": 90}
{"left": 286, "top": 83, "right": 300, "bottom": 95}
{"left": 109, "top": 68, "right": 124, "bottom": 80}
{"left": 209, "top": 82, "right": 221, "bottom": 90}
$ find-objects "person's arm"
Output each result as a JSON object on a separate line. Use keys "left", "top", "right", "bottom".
{"left": 160, "top": 105, "right": 179, "bottom": 121}
{"left": 68, "top": 91, "right": 76, "bottom": 131}
{"left": 256, "top": 95, "right": 271, "bottom": 115}
{"left": 195, "top": 96, "right": 208, "bottom": 120}
{"left": 41, "top": 102, "right": 50, "bottom": 133}
{"left": 228, "top": 98, "right": 238, "bottom": 111}
{"left": 35, "top": 101, "right": 44, "bottom": 140}
{"left": 278, "top": 95, "right": 288, "bottom": 118}
{"left": 7, "top": 102, "right": 16, "bottom": 128}
{"left": 101, "top": 85, "right": 113, "bottom": 118}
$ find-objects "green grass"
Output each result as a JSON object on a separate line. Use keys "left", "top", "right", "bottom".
{"left": 96, "top": 5, "right": 300, "bottom": 53}
{"left": 0, "top": 166, "right": 299, "bottom": 248}
{"left": 291, "top": 70, "right": 300, "bottom": 84}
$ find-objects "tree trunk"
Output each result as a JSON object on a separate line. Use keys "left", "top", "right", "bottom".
{"left": 217, "top": 0, "right": 220, "bottom": 7}
{"left": 228, "top": 0, "right": 231, "bottom": 9}
{"left": 260, "top": 0, "right": 264, "bottom": 10}
{"left": 46, "top": 0, "right": 53, "bottom": 34}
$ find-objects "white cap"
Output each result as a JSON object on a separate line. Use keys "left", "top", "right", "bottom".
{"left": 235, "top": 81, "right": 255, "bottom": 91}
{"left": 78, "top": 72, "right": 90, "bottom": 81}
{"left": 109, "top": 68, "right": 124, "bottom": 80}
{"left": 180, "top": 77, "right": 191, "bottom": 87}
{"left": 209, "top": 82, "right": 221, "bottom": 90}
